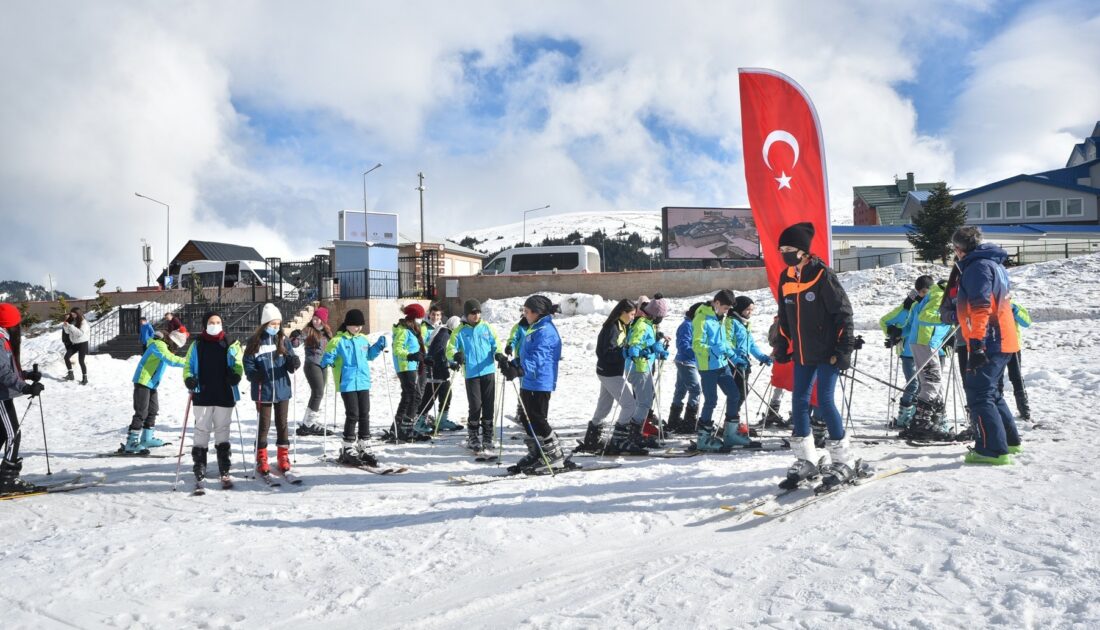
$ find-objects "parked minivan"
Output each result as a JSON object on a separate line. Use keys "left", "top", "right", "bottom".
{"left": 481, "top": 246, "right": 601, "bottom": 275}
{"left": 176, "top": 260, "right": 279, "bottom": 289}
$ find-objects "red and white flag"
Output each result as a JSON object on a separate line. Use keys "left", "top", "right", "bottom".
{"left": 738, "top": 68, "right": 832, "bottom": 300}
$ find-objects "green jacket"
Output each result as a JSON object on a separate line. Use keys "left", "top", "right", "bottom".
{"left": 133, "top": 338, "right": 188, "bottom": 389}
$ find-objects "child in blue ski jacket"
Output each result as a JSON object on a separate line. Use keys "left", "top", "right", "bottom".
{"left": 321, "top": 308, "right": 386, "bottom": 467}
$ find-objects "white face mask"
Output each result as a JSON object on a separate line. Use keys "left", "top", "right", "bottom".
{"left": 206, "top": 324, "right": 223, "bottom": 336}
{"left": 312, "top": 320, "right": 323, "bottom": 330}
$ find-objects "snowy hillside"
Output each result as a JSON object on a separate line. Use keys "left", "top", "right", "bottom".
{"left": 4, "top": 254, "right": 1100, "bottom": 627}
{"left": 450, "top": 210, "right": 662, "bottom": 252}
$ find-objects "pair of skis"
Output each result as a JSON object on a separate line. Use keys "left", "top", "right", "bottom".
{"left": 448, "top": 462, "right": 622, "bottom": 486}
{"left": 718, "top": 465, "right": 910, "bottom": 520}
{"left": 0, "top": 474, "right": 102, "bottom": 501}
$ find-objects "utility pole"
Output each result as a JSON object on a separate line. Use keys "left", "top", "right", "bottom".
{"left": 416, "top": 172, "right": 426, "bottom": 245}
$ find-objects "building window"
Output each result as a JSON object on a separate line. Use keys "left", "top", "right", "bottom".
{"left": 1025, "top": 200, "right": 1042, "bottom": 218}
{"left": 985, "top": 201, "right": 1002, "bottom": 219}
{"left": 1067, "top": 198, "right": 1084, "bottom": 216}
{"left": 966, "top": 203, "right": 982, "bottom": 220}
{"left": 1045, "top": 199, "right": 1062, "bottom": 217}
{"left": 1005, "top": 201, "right": 1022, "bottom": 218}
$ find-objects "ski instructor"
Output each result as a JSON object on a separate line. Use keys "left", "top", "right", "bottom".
{"left": 770, "top": 222, "right": 860, "bottom": 491}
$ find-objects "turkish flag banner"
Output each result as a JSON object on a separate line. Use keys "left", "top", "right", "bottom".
{"left": 738, "top": 68, "right": 832, "bottom": 301}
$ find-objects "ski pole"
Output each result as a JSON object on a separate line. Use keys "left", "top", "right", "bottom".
{"left": 844, "top": 343, "right": 860, "bottom": 430}
{"left": 233, "top": 406, "right": 251, "bottom": 478}
{"left": 510, "top": 380, "right": 555, "bottom": 476}
{"left": 896, "top": 325, "right": 959, "bottom": 393}
{"left": 381, "top": 347, "right": 398, "bottom": 444}
{"left": 846, "top": 365, "right": 909, "bottom": 392}
{"left": 171, "top": 393, "right": 194, "bottom": 491}
{"left": 885, "top": 348, "right": 897, "bottom": 429}
{"left": 600, "top": 363, "right": 634, "bottom": 457}
{"left": 654, "top": 359, "right": 666, "bottom": 442}
{"left": 430, "top": 369, "right": 459, "bottom": 437}
{"left": 24, "top": 364, "right": 52, "bottom": 475}
{"left": 291, "top": 361, "right": 298, "bottom": 463}
{"left": 497, "top": 373, "right": 506, "bottom": 464}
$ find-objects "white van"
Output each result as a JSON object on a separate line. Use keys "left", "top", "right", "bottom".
{"left": 176, "top": 260, "right": 282, "bottom": 290}
{"left": 481, "top": 246, "right": 601, "bottom": 275}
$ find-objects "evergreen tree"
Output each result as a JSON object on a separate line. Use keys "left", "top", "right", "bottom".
{"left": 93, "top": 279, "right": 113, "bottom": 316}
{"left": 17, "top": 301, "right": 41, "bottom": 329}
{"left": 908, "top": 183, "right": 968, "bottom": 264}
{"left": 49, "top": 296, "right": 70, "bottom": 323}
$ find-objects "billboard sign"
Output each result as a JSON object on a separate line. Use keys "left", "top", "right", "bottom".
{"left": 338, "top": 210, "right": 399, "bottom": 246}
{"left": 662, "top": 206, "right": 760, "bottom": 260}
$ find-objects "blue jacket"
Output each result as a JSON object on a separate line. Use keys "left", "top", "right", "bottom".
{"left": 726, "top": 314, "right": 770, "bottom": 367}
{"left": 321, "top": 332, "right": 385, "bottom": 393}
{"left": 951, "top": 243, "right": 1020, "bottom": 355}
{"left": 446, "top": 320, "right": 500, "bottom": 379}
{"left": 674, "top": 319, "right": 695, "bottom": 366}
{"left": 624, "top": 316, "right": 667, "bottom": 374}
{"left": 139, "top": 322, "right": 156, "bottom": 348}
{"left": 243, "top": 332, "right": 297, "bottom": 402}
{"left": 691, "top": 305, "right": 733, "bottom": 372}
{"left": 880, "top": 303, "right": 916, "bottom": 358}
{"left": 518, "top": 315, "right": 561, "bottom": 392}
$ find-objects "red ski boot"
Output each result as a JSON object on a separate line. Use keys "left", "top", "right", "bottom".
{"left": 255, "top": 448, "right": 270, "bottom": 475}
{"left": 276, "top": 446, "right": 291, "bottom": 473}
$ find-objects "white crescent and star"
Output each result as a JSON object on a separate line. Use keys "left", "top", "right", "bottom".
{"left": 762, "top": 129, "right": 799, "bottom": 190}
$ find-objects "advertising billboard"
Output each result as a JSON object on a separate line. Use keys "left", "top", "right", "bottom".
{"left": 338, "top": 210, "right": 399, "bottom": 246}
{"left": 662, "top": 206, "right": 760, "bottom": 260}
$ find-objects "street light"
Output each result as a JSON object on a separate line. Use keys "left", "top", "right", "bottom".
{"left": 135, "top": 192, "right": 170, "bottom": 276}
{"left": 522, "top": 204, "right": 551, "bottom": 248}
{"left": 362, "top": 163, "right": 383, "bottom": 214}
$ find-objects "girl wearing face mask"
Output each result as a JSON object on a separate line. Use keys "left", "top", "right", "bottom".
{"left": 291, "top": 306, "right": 334, "bottom": 437}
{"left": 243, "top": 303, "right": 301, "bottom": 477}
{"left": 772, "top": 222, "right": 858, "bottom": 492}
{"left": 183, "top": 311, "right": 244, "bottom": 489}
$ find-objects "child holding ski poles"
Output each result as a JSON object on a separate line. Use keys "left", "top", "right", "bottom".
{"left": 291, "top": 306, "right": 333, "bottom": 436}
{"left": 124, "top": 327, "right": 189, "bottom": 453}
{"left": 667, "top": 302, "right": 704, "bottom": 435}
{"left": 390, "top": 304, "right": 428, "bottom": 441}
{"left": 622, "top": 294, "right": 670, "bottom": 446}
{"left": 446, "top": 299, "right": 502, "bottom": 453}
{"left": 320, "top": 309, "right": 387, "bottom": 466}
{"left": 0, "top": 303, "right": 46, "bottom": 496}
{"left": 723, "top": 296, "right": 773, "bottom": 440}
{"left": 183, "top": 311, "right": 244, "bottom": 488}
{"left": 423, "top": 315, "right": 463, "bottom": 432}
{"left": 243, "top": 304, "right": 301, "bottom": 476}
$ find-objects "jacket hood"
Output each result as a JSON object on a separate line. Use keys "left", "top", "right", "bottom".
{"left": 958, "top": 242, "right": 1008, "bottom": 269}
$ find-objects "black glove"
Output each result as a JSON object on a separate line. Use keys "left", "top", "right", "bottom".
{"left": 185, "top": 377, "right": 199, "bottom": 390}
{"left": 831, "top": 353, "right": 851, "bottom": 371}
{"left": 502, "top": 363, "right": 518, "bottom": 381}
{"left": 22, "top": 368, "right": 42, "bottom": 383}
{"left": 968, "top": 347, "right": 988, "bottom": 371}
{"left": 494, "top": 353, "right": 507, "bottom": 363}
{"left": 22, "top": 382, "right": 44, "bottom": 398}
{"left": 495, "top": 354, "right": 510, "bottom": 373}
{"left": 227, "top": 372, "right": 242, "bottom": 386}
{"left": 886, "top": 325, "right": 902, "bottom": 338}
{"left": 903, "top": 290, "right": 919, "bottom": 311}
{"left": 884, "top": 336, "right": 901, "bottom": 348}
{"left": 453, "top": 351, "right": 465, "bottom": 366}
{"left": 853, "top": 336, "right": 865, "bottom": 351}
{"left": 407, "top": 352, "right": 424, "bottom": 363}
{"left": 504, "top": 345, "right": 513, "bottom": 357}
{"left": 287, "top": 355, "right": 301, "bottom": 373}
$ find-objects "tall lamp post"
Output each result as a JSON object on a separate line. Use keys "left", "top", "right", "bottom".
{"left": 362, "top": 163, "right": 383, "bottom": 299}
{"left": 522, "top": 204, "right": 551, "bottom": 247}
{"left": 135, "top": 192, "right": 170, "bottom": 277}
{"left": 416, "top": 172, "right": 426, "bottom": 245}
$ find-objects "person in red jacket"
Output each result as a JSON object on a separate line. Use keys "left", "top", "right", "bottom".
{"left": 0, "top": 304, "right": 46, "bottom": 496}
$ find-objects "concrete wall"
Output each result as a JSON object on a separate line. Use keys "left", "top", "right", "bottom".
{"left": 19, "top": 286, "right": 272, "bottom": 321}
{"left": 437, "top": 267, "right": 768, "bottom": 314}
{"left": 321, "top": 298, "right": 432, "bottom": 335}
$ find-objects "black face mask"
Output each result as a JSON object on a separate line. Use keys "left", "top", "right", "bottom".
{"left": 781, "top": 251, "right": 803, "bottom": 266}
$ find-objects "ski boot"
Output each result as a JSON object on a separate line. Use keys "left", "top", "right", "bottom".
{"left": 1008, "top": 444, "right": 1023, "bottom": 455}
{"left": 215, "top": 442, "right": 233, "bottom": 485}
{"left": 763, "top": 402, "right": 789, "bottom": 429}
{"left": 357, "top": 439, "right": 378, "bottom": 468}
{"left": 964, "top": 449, "right": 1012, "bottom": 465}
{"left": 276, "top": 446, "right": 291, "bottom": 473}
{"left": 779, "top": 436, "right": 829, "bottom": 490}
{"left": 192, "top": 446, "right": 208, "bottom": 483}
{"left": 893, "top": 404, "right": 916, "bottom": 431}
{"left": 139, "top": 427, "right": 167, "bottom": 448}
{"left": 507, "top": 437, "right": 543, "bottom": 474}
{"left": 666, "top": 403, "right": 684, "bottom": 433}
{"left": 522, "top": 433, "right": 568, "bottom": 475}
{"left": 296, "top": 410, "right": 326, "bottom": 436}
{"left": 574, "top": 422, "right": 605, "bottom": 453}
{"left": 639, "top": 413, "right": 662, "bottom": 449}
{"left": 436, "top": 412, "right": 464, "bottom": 432}
{"left": 818, "top": 436, "right": 868, "bottom": 493}
{"left": 122, "top": 430, "right": 145, "bottom": 454}
{"left": 255, "top": 448, "right": 271, "bottom": 475}
{"left": 412, "top": 414, "right": 435, "bottom": 438}
{"left": 810, "top": 413, "right": 827, "bottom": 448}
{"left": 1014, "top": 390, "right": 1031, "bottom": 424}
{"left": 480, "top": 423, "right": 496, "bottom": 453}
{"left": 722, "top": 422, "right": 753, "bottom": 449}
{"left": 338, "top": 440, "right": 361, "bottom": 465}
{"left": 464, "top": 429, "right": 482, "bottom": 452}
{"left": 0, "top": 458, "right": 45, "bottom": 496}
{"left": 677, "top": 403, "right": 700, "bottom": 434}
{"left": 693, "top": 425, "right": 726, "bottom": 452}
{"left": 605, "top": 422, "right": 648, "bottom": 455}
{"left": 906, "top": 398, "right": 949, "bottom": 441}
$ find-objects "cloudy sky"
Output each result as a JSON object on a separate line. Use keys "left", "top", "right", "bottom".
{"left": 2, "top": 0, "right": 1098, "bottom": 295}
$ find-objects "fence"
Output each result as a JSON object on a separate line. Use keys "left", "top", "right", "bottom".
{"left": 332, "top": 270, "right": 401, "bottom": 299}
{"left": 832, "top": 240, "right": 1100, "bottom": 271}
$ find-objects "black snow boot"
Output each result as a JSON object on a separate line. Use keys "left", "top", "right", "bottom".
{"left": 522, "top": 433, "right": 568, "bottom": 475}
{"left": 680, "top": 403, "right": 700, "bottom": 434}
{"left": 666, "top": 403, "right": 684, "bottom": 432}
{"left": 215, "top": 442, "right": 232, "bottom": 477}
{"left": 574, "top": 422, "right": 604, "bottom": 453}
{"left": 0, "top": 458, "right": 44, "bottom": 496}
{"left": 605, "top": 423, "right": 648, "bottom": 455}
{"left": 507, "top": 437, "right": 543, "bottom": 474}
{"left": 1014, "top": 390, "right": 1031, "bottom": 423}
{"left": 192, "top": 446, "right": 208, "bottom": 482}
{"left": 480, "top": 420, "right": 495, "bottom": 452}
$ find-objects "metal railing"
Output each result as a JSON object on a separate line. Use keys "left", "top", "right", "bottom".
{"left": 832, "top": 240, "right": 1100, "bottom": 271}
{"left": 87, "top": 308, "right": 119, "bottom": 353}
{"left": 332, "top": 270, "right": 401, "bottom": 299}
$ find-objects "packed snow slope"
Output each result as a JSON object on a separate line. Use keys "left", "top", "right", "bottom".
{"left": 450, "top": 210, "right": 661, "bottom": 252}
{"left": 4, "top": 254, "right": 1100, "bottom": 629}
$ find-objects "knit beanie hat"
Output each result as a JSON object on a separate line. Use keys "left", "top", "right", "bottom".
{"left": 403, "top": 303, "right": 426, "bottom": 319}
{"left": 523, "top": 295, "right": 553, "bottom": 316}
{"left": 260, "top": 303, "right": 282, "bottom": 325}
{"left": 446, "top": 316, "right": 462, "bottom": 330}
{"left": 642, "top": 294, "right": 670, "bottom": 319}
{"left": 0, "top": 303, "right": 21, "bottom": 328}
{"left": 203, "top": 311, "right": 221, "bottom": 327}
{"left": 344, "top": 309, "right": 366, "bottom": 327}
{"left": 314, "top": 306, "right": 330, "bottom": 324}
{"left": 463, "top": 299, "right": 481, "bottom": 316}
{"left": 733, "top": 295, "right": 754, "bottom": 315}
{"left": 778, "top": 222, "right": 815, "bottom": 253}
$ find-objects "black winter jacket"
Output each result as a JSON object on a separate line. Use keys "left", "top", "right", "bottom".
{"left": 427, "top": 327, "right": 452, "bottom": 381}
{"left": 773, "top": 257, "right": 854, "bottom": 365}
{"left": 595, "top": 320, "right": 629, "bottom": 377}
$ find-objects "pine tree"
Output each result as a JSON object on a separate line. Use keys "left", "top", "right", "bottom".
{"left": 49, "top": 296, "right": 70, "bottom": 323}
{"left": 17, "top": 301, "right": 41, "bottom": 329}
{"left": 93, "top": 279, "right": 113, "bottom": 317}
{"left": 907, "top": 183, "right": 968, "bottom": 264}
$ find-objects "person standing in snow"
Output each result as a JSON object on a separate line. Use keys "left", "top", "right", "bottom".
{"left": 390, "top": 303, "right": 428, "bottom": 441}
{"left": 183, "top": 311, "right": 244, "bottom": 487}
{"left": 503, "top": 311, "right": 531, "bottom": 428}
{"left": 243, "top": 304, "right": 301, "bottom": 475}
{"left": 503, "top": 295, "right": 567, "bottom": 474}
{"left": 880, "top": 288, "right": 922, "bottom": 429}
{"left": 902, "top": 275, "right": 953, "bottom": 440}
{"left": 666, "top": 302, "right": 704, "bottom": 435}
{"left": 423, "top": 315, "right": 463, "bottom": 432}
{"left": 578, "top": 299, "right": 638, "bottom": 453}
{"left": 61, "top": 307, "right": 90, "bottom": 384}
{"left": 943, "top": 227, "right": 1021, "bottom": 465}
{"left": 124, "top": 327, "right": 189, "bottom": 453}
{"left": 290, "top": 306, "right": 333, "bottom": 437}
{"left": 320, "top": 309, "right": 387, "bottom": 466}
{"left": 626, "top": 295, "right": 671, "bottom": 444}
{"left": 1000, "top": 301, "right": 1032, "bottom": 423}
{"left": 446, "top": 299, "right": 502, "bottom": 453}
{"left": 722, "top": 295, "right": 773, "bottom": 439}
{"left": 691, "top": 289, "right": 741, "bottom": 451}
{"left": 771, "top": 222, "right": 859, "bottom": 490}
{"left": 139, "top": 316, "right": 156, "bottom": 349}
{"left": 0, "top": 304, "right": 47, "bottom": 495}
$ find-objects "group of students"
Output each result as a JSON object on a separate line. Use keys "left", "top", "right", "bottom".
{"left": 0, "top": 221, "right": 1032, "bottom": 496}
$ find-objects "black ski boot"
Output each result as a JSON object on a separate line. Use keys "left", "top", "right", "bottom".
{"left": 604, "top": 423, "right": 648, "bottom": 455}
{"left": 678, "top": 403, "right": 699, "bottom": 435}
{"left": 0, "top": 458, "right": 44, "bottom": 496}
{"left": 522, "top": 433, "right": 569, "bottom": 475}
{"left": 215, "top": 442, "right": 233, "bottom": 479}
{"left": 65, "top": 370, "right": 75, "bottom": 381}
{"left": 778, "top": 436, "right": 826, "bottom": 490}
{"left": 507, "top": 437, "right": 543, "bottom": 474}
{"left": 574, "top": 422, "right": 604, "bottom": 453}
{"left": 763, "top": 402, "right": 790, "bottom": 429}
{"left": 192, "top": 446, "right": 208, "bottom": 483}
{"left": 338, "top": 440, "right": 360, "bottom": 465}
{"left": 666, "top": 403, "right": 684, "bottom": 433}
{"left": 908, "top": 398, "right": 950, "bottom": 441}
{"left": 480, "top": 421, "right": 495, "bottom": 452}
{"left": 465, "top": 429, "right": 482, "bottom": 452}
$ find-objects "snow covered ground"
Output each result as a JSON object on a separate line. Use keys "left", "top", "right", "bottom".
{"left": 450, "top": 210, "right": 661, "bottom": 252}
{"left": 4, "top": 254, "right": 1100, "bottom": 628}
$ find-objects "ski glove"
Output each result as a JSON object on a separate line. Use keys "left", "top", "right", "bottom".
{"left": 494, "top": 353, "right": 508, "bottom": 363}
{"left": 286, "top": 354, "right": 301, "bottom": 373}
{"left": 185, "top": 377, "right": 199, "bottom": 390}
{"left": 407, "top": 352, "right": 424, "bottom": 363}
{"left": 226, "top": 372, "right": 242, "bottom": 386}
{"left": 504, "top": 345, "right": 513, "bottom": 357}
{"left": 625, "top": 345, "right": 642, "bottom": 358}
{"left": 453, "top": 351, "right": 465, "bottom": 365}
{"left": 22, "top": 368, "right": 42, "bottom": 383}
{"left": 21, "top": 382, "right": 44, "bottom": 397}
{"left": 968, "top": 342, "right": 988, "bottom": 371}
{"left": 902, "top": 290, "right": 919, "bottom": 311}
{"left": 759, "top": 355, "right": 773, "bottom": 366}
{"left": 830, "top": 353, "right": 851, "bottom": 371}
